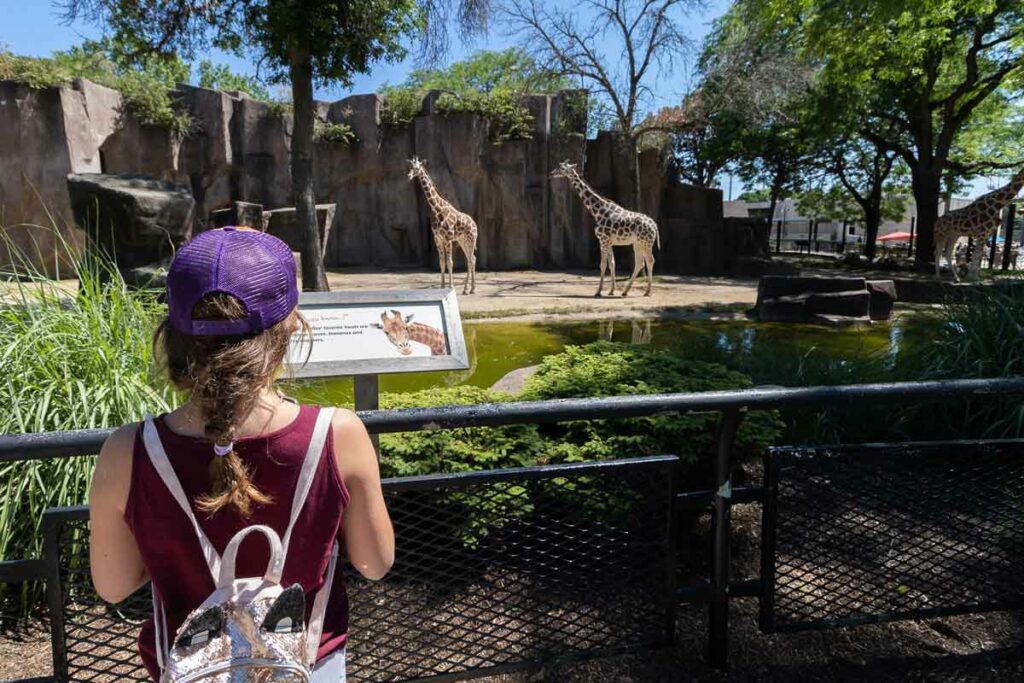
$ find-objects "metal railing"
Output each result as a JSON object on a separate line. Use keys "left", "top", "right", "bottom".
{"left": 3, "top": 375, "right": 1024, "bottom": 679}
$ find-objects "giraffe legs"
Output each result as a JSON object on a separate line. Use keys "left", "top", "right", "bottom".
{"left": 945, "top": 239, "right": 960, "bottom": 283}
{"left": 458, "top": 237, "right": 477, "bottom": 294}
{"left": 446, "top": 246, "right": 455, "bottom": 290}
{"left": 436, "top": 242, "right": 449, "bottom": 288}
{"left": 622, "top": 243, "right": 646, "bottom": 297}
{"left": 595, "top": 244, "right": 611, "bottom": 296}
{"left": 644, "top": 248, "right": 655, "bottom": 296}
{"left": 607, "top": 249, "right": 617, "bottom": 296}
{"left": 968, "top": 238, "right": 985, "bottom": 282}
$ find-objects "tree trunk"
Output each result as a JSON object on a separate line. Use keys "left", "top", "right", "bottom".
{"left": 289, "top": 48, "right": 328, "bottom": 292}
{"left": 862, "top": 204, "right": 882, "bottom": 260}
{"left": 911, "top": 166, "right": 943, "bottom": 269}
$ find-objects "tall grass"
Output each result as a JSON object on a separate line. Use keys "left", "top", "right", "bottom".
{"left": 0, "top": 229, "right": 175, "bottom": 620}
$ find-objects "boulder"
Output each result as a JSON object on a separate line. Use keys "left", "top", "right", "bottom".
{"left": 865, "top": 280, "right": 897, "bottom": 320}
{"left": 66, "top": 173, "right": 194, "bottom": 272}
{"left": 806, "top": 290, "right": 871, "bottom": 318}
{"left": 757, "top": 275, "right": 867, "bottom": 307}
{"left": 265, "top": 204, "right": 336, "bottom": 258}
{"left": 759, "top": 295, "right": 809, "bottom": 322}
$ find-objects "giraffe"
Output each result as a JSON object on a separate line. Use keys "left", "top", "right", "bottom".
{"left": 408, "top": 157, "right": 478, "bottom": 294}
{"left": 550, "top": 161, "right": 661, "bottom": 297}
{"left": 373, "top": 310, "right": 448, "bottom": 356}
{"left": 934, "top": 167, "right": 1024, "bottom": 282}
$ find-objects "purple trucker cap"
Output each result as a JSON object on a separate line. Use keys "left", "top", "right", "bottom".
{"left": 166, "top": 227, "right": 298, "bottom": 336}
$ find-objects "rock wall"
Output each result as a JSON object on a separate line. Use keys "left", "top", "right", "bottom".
{"left": 0, "top": 78, "right": 729, "bottom": 277}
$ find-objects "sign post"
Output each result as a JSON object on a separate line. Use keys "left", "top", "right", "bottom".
{"left": 285, "top": 289, "right": 469, "bottom": 456}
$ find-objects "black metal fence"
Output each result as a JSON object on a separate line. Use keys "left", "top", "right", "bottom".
{"left": 760, "top": 440, "right": 1024, "bottom": 633}
{"left": 4, "top": 376, "right": 1024, "bottom": 681}
{"left": 44, "top": 457, "right": 677, "bottom": 682}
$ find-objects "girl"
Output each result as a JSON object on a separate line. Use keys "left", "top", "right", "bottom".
{"left": 88, "top": 227, "right": 393, "bottom": 681}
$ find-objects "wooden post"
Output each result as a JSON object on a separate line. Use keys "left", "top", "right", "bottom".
{"left": 354, "top": 374, "right": 380, "bottom": 455}
{"left": 775, "top": 220, "right": 782, "bottom": 254}
{"left": 907, "top": 217, "right": 915, "bottom": 258}
{"left": 840, "top": 220, "right": 847, "bottom": 253}
{"left": 1002, "top": 204, "right": 1016, "bottom": 271}
{"left": 989, "top": 218, "right": 999, "bottom": 270}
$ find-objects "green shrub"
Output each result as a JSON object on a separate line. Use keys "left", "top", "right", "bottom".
{"left": 0, "top": 43, "right": 191, "bottom": 136}
{"left": 520, "top": 342, "right": 782, "bottom": 471}
{"left": 379, "top": 386, "right": 543, "bottom": 477}
{"left": 0, "top": 234, "right": 176, "bottom": 621}
{"left": 314, "top": 120, "right": 357, "bottom": 145}
{"left": 196, "top": 60, "right": 270, "bottom": 100}
{"left": 380, "top": 86, "right": 424, "bottom": 127}
{"left": 265, "top": 99, "right": 294, "bottom": 118}
{"left": 434, "top": 91, "right": 534, "bottom": 144}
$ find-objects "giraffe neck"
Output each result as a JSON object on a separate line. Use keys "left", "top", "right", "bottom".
{"left": 416, "top": 172, "right": 452, "bottom": 221}
{"left": 407, "top": 323, "right": 446, "bottom": 355}
{"left": 981, "top": 168, "right": 1024, "bottom": 207}
{"left": 567, "top": 171, "right": 615, "bottom": 216}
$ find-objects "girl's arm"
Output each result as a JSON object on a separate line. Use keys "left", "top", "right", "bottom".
{"left": 333, "top": 410, "right": 394, "bottom": 580}
{"left": 89, "top": 424, "right": 149, "bottom": 603}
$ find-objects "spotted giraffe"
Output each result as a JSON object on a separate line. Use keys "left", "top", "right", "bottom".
{"left": 408, "top": 157, "right": 478, "bottom": 294}
{"left": 934, "top": 168, "right": 1024, "bottom": 282}
{"left": 550, "top": 160, "right": 661, "bottom": 297}
{"left": 373, "top": 310, "right": 447, "bottom": 356}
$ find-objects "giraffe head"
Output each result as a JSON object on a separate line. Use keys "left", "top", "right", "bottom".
{"left": 407, "top": 157, "right": 426, "bottom": 181}
{"left": 549, "top": 160, "right": 580, "bottom": 180}
{"left": 372, "top": 310, "right": 415, "bottom": 355}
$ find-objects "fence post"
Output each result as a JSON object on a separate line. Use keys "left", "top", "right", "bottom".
{"left": 775, "top": 220, "right": 782, "bottom": 254}
{"left": 354, "top": 374, "right": 380, "bottom": 455}
{"left": 1002, "top": 204, "right": 1015, "bottom": 271}
{"left": 908, "top": 217, "right": 916, "bottom": 258}
{"left": 43, "top": 512, "right": 68, "bottom": 683}
{"left": 709, "top": 408, "right": 744, "bottom": 670}
{"left": 989, "top": 219, "right": 999, "bottom": 270}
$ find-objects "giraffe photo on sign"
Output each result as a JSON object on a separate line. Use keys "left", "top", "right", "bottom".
{"left": 290, "top": 303, "right": 450, "bottom": 364}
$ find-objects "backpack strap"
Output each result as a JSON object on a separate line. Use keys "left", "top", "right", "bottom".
{"left": 142, "top": 416, "right": 222, "bottom": 581}
{"left": 276, "top": 406, "right": 337, "bottom": 667}
{"left": 305, "top": 541, "right": 339, "bottom": 666}
{"left": 280, "top": 407, "right": 335, "bottom": 562}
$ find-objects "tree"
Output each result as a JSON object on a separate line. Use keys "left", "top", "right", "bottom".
{"left": 735, "top": 0, "right": 1024, "bottom": 268}
{"left": 823, "top": 135, "right": 909, "bottom": 259}
{"left": 397, "top": 47, "right": 571, "bottom": 94}
{"left": 64, "top": 0, "right": 425, "bottom": 291}
{"left": 501, "top": 0, "right": 695, "bottom": 208}
{"left": 501, "top": 0, "right": 693, "bottom": 134}
{"left": 694, "top": 8, "right": 820, "bottom": 251}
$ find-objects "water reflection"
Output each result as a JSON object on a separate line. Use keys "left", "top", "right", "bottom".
{"left": 284, "top": 316, "right": 905, "bottom": 407}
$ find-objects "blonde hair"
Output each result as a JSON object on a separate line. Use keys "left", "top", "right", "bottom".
{"left": 155, "top": 292, "right": 310, "bottom": 518}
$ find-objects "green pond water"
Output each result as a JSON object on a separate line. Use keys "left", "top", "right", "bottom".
{"left": 283, "top": 318, "right": 905, "bottom": 407}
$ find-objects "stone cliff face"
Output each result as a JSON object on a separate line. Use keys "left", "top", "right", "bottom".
{"left": 1, "top": 78, "right": 723, "bottom": 277}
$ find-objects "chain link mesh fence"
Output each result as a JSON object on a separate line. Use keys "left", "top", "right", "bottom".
{"left": 46, "top": 456, "right": 676, "bottom": 682}
{"left": 761, "top": 441, "right": 1024, "bottom": 632}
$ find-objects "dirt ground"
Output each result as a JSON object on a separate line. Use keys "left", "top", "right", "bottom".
{"left": 325, "top": 268, "right": 759, "bottom": 322}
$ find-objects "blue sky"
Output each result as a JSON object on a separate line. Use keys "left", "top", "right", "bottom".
{"left": 0, "top": 0, "right": 1003, "bottom": 198}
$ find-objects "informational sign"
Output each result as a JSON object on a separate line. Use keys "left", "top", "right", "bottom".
{"left": 286, "top": 289, "right": 469, "bottom": 378}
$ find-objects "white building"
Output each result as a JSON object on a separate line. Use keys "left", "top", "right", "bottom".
{"left": 739, "top": 197, "right": 974, "bottom": 253}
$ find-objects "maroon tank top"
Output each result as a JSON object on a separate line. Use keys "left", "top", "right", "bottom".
{"left": 124, "top": 404, "right": 350, "bottom": 680}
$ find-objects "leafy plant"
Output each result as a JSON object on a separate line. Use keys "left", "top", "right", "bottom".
{"left": 196, "top": 59, "right": 269, "bottom": 100}
{"left": 0, "top": 230, "right": 176, "bottom": 622}
{"left": 380, "top": 85, "right": 424, "bottom": 127}
{"left": 520, "top": 342, "right": 782, "bottom": 476}
{"left": 434, "top": 91, "right": 534, "bottom": 144}
{"left": 378, "top": 386, "right": 543, "bottom": 477}
{"left": 314, "top": 120, "right": 357, "bottom": 145}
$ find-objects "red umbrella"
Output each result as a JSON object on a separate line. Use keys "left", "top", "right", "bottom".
{"left": 877, "top": 231, "right": 913, "bottom": 242}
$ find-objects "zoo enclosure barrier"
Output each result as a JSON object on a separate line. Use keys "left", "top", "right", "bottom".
{"left": 2, "top": 376, "right": 1024, "bottom": 680}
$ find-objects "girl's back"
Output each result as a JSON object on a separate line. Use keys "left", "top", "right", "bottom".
{"left": 127, "top": 404, "right": 350, "bottom": 678}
